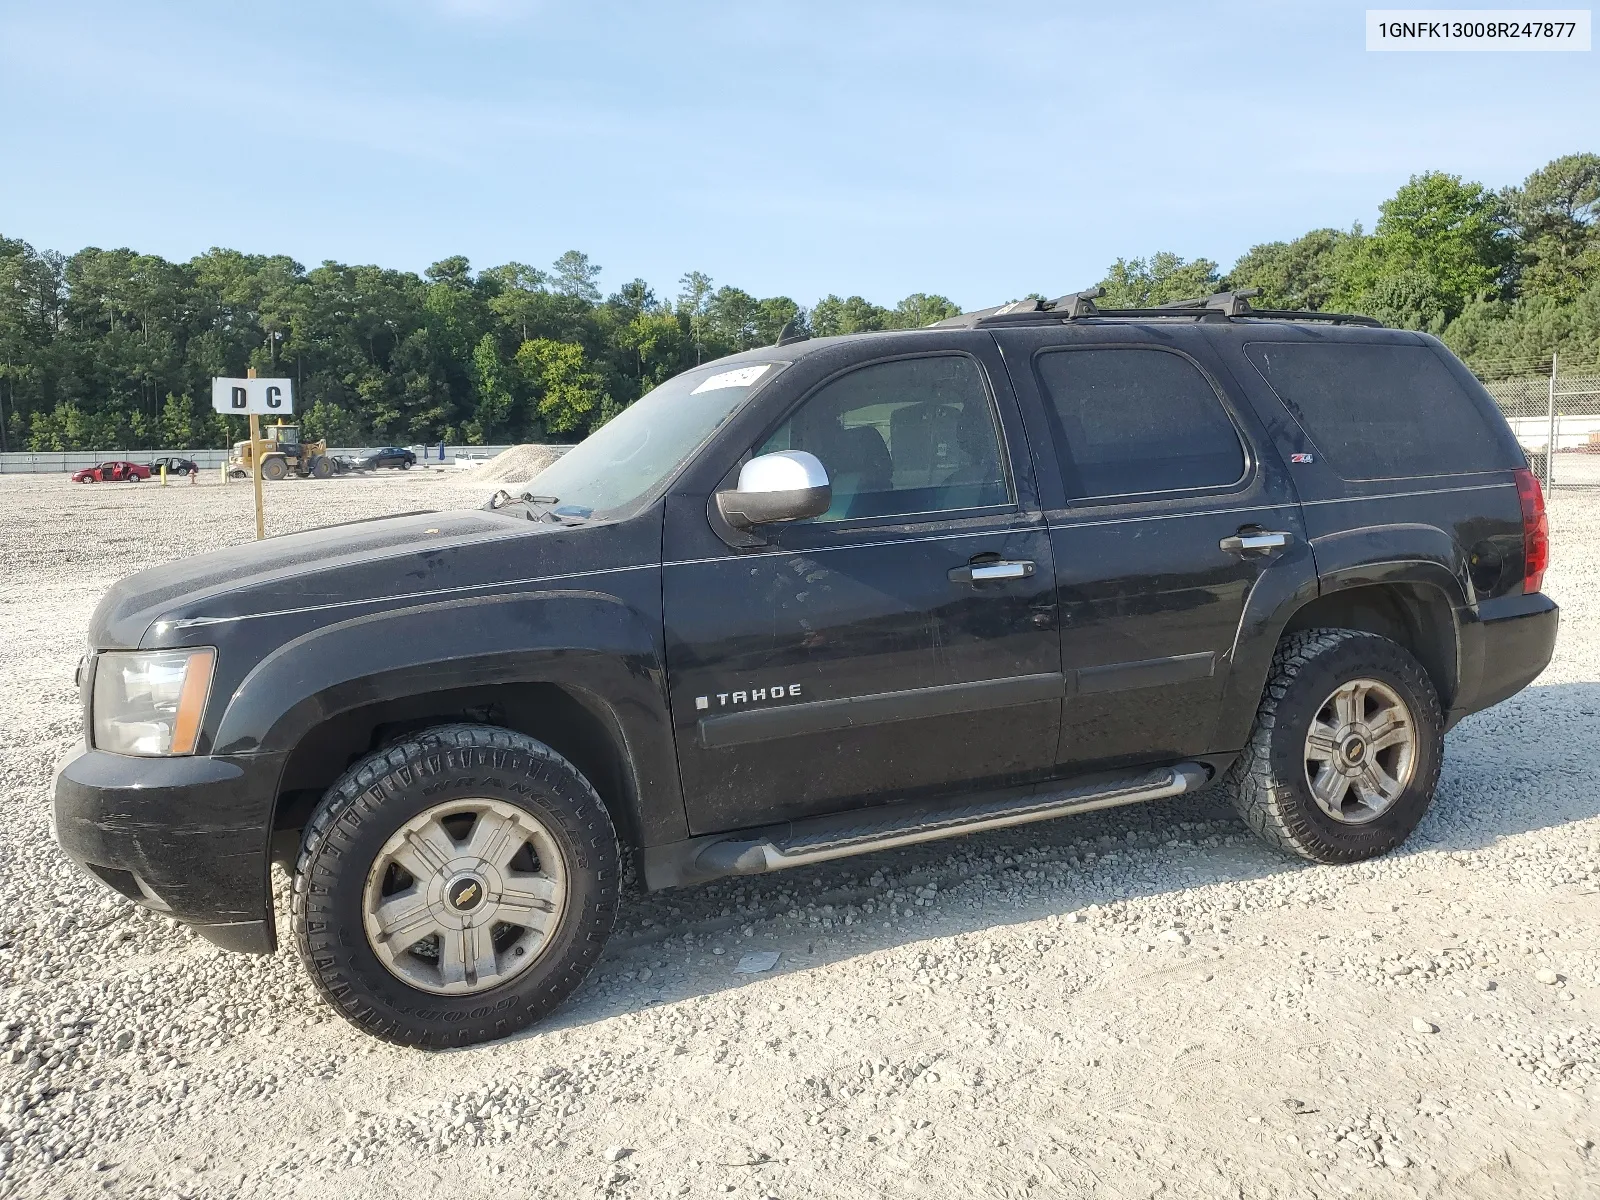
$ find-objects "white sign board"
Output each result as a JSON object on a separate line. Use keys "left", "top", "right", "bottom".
{"left": 211, "top": 377, "right": 295, "bottom": 416}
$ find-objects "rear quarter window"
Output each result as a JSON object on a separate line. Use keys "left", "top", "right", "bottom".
{"left": 1244, "top": 341, "right": 1512, "bottom": 480}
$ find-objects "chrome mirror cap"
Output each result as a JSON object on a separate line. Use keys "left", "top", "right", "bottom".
{"left": 716, "top": 451, "right": 832, "bottom": 529}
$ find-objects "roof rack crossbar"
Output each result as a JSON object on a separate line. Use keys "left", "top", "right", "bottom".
{"left": 1152, "top": 288, "right": 1260, "bottom": 316}
{"left": 1046, "top": 287, "right": 1105, "bottom": 318}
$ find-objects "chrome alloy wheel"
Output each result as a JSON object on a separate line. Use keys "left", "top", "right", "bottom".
{"left": 362, "top": 799, "right": 567, "bottom": 995}
{"left": 1303, "top": 678, "right": 1417, "bottom": 825}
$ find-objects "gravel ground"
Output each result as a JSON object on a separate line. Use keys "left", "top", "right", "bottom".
{"left": 1, "top": 471, "right": 1596, "bottom": 1200}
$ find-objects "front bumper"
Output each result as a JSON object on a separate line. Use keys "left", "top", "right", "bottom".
{"left": 52, "top": 741, "right": 287, "bottom": 953}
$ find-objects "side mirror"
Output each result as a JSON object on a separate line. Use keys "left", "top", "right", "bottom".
{"left": 715, "top": 451, "right": 831, "bottom": 530}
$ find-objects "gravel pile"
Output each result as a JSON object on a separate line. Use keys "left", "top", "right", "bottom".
{"left": 0, "top": 473, "right": 1596, "bottom": 1199}
{"left": 474, "top": 443, "right": 569, "bottom": 485}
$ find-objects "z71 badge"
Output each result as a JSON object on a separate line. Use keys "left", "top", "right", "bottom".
{"left": 695, "top": 683, "right": 802, "bottom": 711}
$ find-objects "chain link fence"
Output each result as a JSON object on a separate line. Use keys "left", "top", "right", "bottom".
{"left": 0, "top": 445, "right": 515, "bottom": 475}
{"left": 1480, "top": 363, "right": 1600, "bottom": 491}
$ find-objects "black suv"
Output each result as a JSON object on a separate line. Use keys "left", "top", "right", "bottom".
{"left": 53, "top": 289, "right": 1557, "bottom": 1047}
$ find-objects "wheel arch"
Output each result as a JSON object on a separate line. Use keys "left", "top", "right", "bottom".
{"left": 212, "top": 590, "right": 685, "bottom": 904}
{"left": 1214, "top": 554, "right": 1469, "bottom": 752}
{"left": 1280, "top": 578, "right": 1461, "bottom": 707}
{"left": 271, "top": 679, "right": 644, "bottom": 856}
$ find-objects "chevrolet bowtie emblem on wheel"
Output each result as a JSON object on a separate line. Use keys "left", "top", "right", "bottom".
{"left": 695, "top": 683, "right": 803, "bottom": 711}
{"left": 447, "top": 879, "right": 482, "bottom": 910}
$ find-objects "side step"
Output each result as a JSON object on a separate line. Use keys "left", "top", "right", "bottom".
{"left": 693, "top": 762, "right": 1210, "bottom": 879}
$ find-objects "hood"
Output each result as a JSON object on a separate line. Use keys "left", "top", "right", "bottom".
{"left": 88, "top": 507, "right": 571, "bottom": 649}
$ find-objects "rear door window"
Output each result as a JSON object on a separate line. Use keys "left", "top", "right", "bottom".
{"left": 1243, "top": 341, "right": 1508, "bottom": 479}
{"left": 1033, "top": 347, "right": 1247, "bottom": 500}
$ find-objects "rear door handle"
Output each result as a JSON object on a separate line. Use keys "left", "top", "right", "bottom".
{"left": 1220, "top": 531, "right": 1291, "bottom": 555}
{"left": 949, "top": 560, "right": 1035, "bottom": 584}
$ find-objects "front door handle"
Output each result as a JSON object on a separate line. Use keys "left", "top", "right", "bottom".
{"left": 949, "top": 560, "right": 1035, "bottom": 584}
{"left": 1220, "top": 530, "right": 1291, "bottom": 555}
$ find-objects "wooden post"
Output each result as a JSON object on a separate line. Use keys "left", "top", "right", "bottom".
{"left": 248, "top": 367, "right": 266, "bottom": 540}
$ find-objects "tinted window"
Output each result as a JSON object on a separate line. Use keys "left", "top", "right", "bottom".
{"left": 1033, "top": 348, "right": 1246, "bottom": 499}
{"left": 1244, "top": 341, "right": 1509, "bottom": 479}
{"left": 759, "top": 355, "right": 1008, "bottom": 521}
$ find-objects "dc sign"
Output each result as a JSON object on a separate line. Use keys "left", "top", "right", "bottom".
{"left": 211, "top": 377, "right": 294, "bottom": 415}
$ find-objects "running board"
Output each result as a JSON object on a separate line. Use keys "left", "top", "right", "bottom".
{"left": 691, "top": 762, "right": 1210, "bottom": 879}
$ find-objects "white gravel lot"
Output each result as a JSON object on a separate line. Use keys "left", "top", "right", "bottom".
{"left": 1, "top": 470, "right": 1597, "bottom": 1199}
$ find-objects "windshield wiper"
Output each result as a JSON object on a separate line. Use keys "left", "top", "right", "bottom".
{"left": 483, "top": 491, "right": 591, "bottom": 523}
{"left": 485, "top": 490, "right": 557, "bottom": 511}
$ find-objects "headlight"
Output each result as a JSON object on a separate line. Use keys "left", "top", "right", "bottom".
{"left": 92, "top": 648, "right": 216, "bottom": 756}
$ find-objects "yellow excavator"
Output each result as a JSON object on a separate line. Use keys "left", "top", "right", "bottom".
{"left": 229, "top": 421, "right": 333, "bottom": 480}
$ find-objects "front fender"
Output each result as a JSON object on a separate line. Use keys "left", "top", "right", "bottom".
{"left": 213, "top": 589, "right": 685, "bottom": 842}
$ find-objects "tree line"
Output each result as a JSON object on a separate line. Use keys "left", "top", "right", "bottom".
{"left": 0, "top": 151, "right": 1595, "bottom": 453}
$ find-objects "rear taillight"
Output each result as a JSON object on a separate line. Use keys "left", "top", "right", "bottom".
{"left": 1514, "top": 468, "right": 1549, "bottom": 594}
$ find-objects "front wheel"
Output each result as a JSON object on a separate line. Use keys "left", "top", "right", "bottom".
{"left": 291, "top": 724, "right": 619, "bottom": 1047}
{"left": 1223, "top": 628, "right": 1443, "bottom": 864}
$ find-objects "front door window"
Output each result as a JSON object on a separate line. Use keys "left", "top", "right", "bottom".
{"left": 757, "top": 355, "right": 1009, "bottom": 521}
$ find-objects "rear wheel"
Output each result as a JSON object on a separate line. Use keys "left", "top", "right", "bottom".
{"left": 291, "top": 724, "right": 619, "bottom": 1047}
{"left": 1223, "top": 629, "right": 1443, "bottom": 863}
{"left": 261, "top": 456, "right": 288, "bottom": 481}
{"left": 399, "top": 458, "right": 411, "bottom": 470}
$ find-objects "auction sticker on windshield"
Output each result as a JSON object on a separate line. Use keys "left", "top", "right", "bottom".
{"left": 691, "top": 365, "right": 771, "bottom": 394}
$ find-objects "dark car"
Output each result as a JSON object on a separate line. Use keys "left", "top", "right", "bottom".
{"left": 53, "top": 288, "right": 1557, "bottom": 1048}
{"left": 355, "top": 446, "right": 416, "bottom": 470}
{"left": 71, "top": 460, "right": 151, "bottom": 483}
{"left": 146, "top": 456, "right": 199, "bottom": 477}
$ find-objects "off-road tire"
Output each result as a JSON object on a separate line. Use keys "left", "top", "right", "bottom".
{"left": 1223, "top": 629, "right": 1443, "bottom": 864}
{"left": 309, "top": 455, "right": 333, "bottom": 479}
{"left": 261, "top": 456, "right": 288, "bottom": 481}
{"left": 291, "top": 724, "right": 619, "bottom": 1048}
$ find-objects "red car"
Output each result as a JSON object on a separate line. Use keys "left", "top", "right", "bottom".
{"left": 72, "top": 460, "right": 151, "bottom": 483}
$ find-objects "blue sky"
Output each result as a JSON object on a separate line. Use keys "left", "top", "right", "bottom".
{"left": 1, "top": 1, "right": 1594, "bottom": 309}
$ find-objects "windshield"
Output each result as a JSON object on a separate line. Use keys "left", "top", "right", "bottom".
{"left": 520, "top": 361, "right": 783, "bottom": 516}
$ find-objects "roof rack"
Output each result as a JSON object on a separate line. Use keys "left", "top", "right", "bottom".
{"left": 929, "top": 287, "right": 1384, "bottom": 329}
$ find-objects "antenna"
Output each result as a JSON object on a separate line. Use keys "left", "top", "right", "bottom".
{"left": 774, "top": 317, "right": 809, "bottom": 347}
